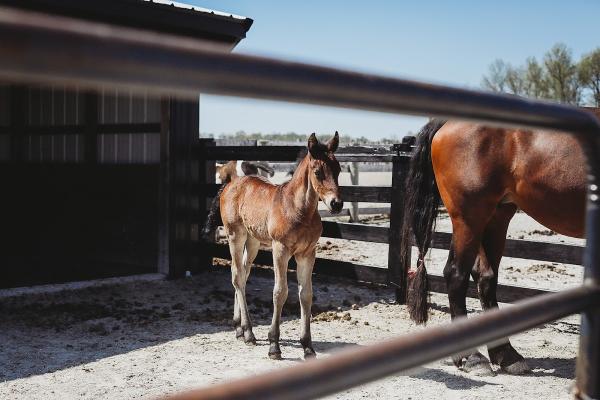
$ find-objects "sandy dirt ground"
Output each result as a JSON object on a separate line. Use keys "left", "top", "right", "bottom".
{"left": 0, "top": 172, "right": 587, "bottom": 399}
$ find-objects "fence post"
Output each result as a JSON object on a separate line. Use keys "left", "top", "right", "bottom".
{"left": 197, "top": 137, "right": 216, "bottom": 271}
{"left": 349, "top": 162, "right": 360, "bottom": 222}
{"left": 387, "top": 136, "right": 414, "bottom": 304}
{"left": 575, "top": 169, "right": 600, "bottom": 399}
{"left": 157, "top": 97, "right": 198, "bottom": 279}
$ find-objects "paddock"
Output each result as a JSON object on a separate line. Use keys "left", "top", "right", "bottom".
{"left": 0, "top": 3, "right": 599, "bottom": 400}
{"left": 0, "top": 252, "right": 583, "bottom": 399}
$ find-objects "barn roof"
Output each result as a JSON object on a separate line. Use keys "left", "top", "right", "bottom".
{"left": 0, "top": 0, "right": 253, "bottom": 48}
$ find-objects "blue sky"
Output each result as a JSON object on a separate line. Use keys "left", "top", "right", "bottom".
{"left": 193, "top": 0, "right": 600, "bottom": 140}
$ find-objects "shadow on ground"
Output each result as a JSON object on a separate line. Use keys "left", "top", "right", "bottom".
{"left": 0, "top": 267, "right": 387, "bottom": 381}
{"left": 410, "top": 367, "right": 497, "bottom": 390}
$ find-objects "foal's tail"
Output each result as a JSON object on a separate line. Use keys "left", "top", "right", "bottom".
{"left": 202, "top": 184, "right": 227, "bottom": 240}
{"left": 400, "top": 119, "right": 446, "bottom": 324}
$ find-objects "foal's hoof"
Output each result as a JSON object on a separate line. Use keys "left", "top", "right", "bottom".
{"left": 303, "top": 348, "right": 317, "bottom": 360}
{"left": 268, "top": 351, "right": 282, "bottom": 360}
{"left": 244, "top": 331, "right": 257, "bottom": 346}
{"left": 461, "top": 352, "right": 494, "bottom": 377}
{"left": 501, "top": 359, "right": 531, "bottom": 375}
{"left": 235, "top": 327, "right": 244, "bottom": 341}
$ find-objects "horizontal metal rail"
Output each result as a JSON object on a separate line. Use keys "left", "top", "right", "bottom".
{"left": 0, "top": 5, "right": 599, "bottom": 399}
{"left": 164, "top": 284, "right": 600, "bottom": 400}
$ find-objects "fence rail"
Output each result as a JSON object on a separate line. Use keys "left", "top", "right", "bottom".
{"left": 1, "top": 5, "right": 598, "bottom": 399}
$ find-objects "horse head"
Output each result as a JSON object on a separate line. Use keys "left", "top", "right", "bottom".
{"left": 307, "top": 131, "right": 343, "bottom": 214}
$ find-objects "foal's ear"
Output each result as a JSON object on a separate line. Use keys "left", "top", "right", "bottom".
{"left": 327, "top": 131, "right": 339, "bottom": 153}
{"left": 308, "top": 132, "right": 320, "bottom": 157}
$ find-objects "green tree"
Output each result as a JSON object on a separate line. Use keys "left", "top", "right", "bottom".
{"left": 482, "top": 59, "right": 509, "bottom": 92}
{"left": 505, "top": 65, "right": 526, "bottom": 95}
{"left": 579, "top": 48, "right": 600, "bottom": 107}
{"left": 543, "top": 43, "right": 581, "bottom": 104}
{"left": 522, "top": 57, "right": 548, "bottom": 99}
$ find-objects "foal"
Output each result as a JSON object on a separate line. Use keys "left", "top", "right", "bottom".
{"left": 218, "top": 132, "right": 342, "bottom": 359}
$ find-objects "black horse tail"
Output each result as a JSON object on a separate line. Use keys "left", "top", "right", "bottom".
{"left": 401, "top": 119, "right": 446, "bottom": 325}
{"left": 202, "top": 184, "right": 227, "bottom": 240}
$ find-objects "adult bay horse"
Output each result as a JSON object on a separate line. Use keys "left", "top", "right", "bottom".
{"left": 209, "top": 132, "right": 342, "bottom": 359}
{"left": 401, "top": 115, "right": 595, "bottom": 375}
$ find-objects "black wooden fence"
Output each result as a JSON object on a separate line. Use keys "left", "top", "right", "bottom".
{"left": 195, "top": 140, "right": 586, "bottom": 304}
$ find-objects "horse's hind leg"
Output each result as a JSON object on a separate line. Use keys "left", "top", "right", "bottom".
{"left": 295, "top": 248, "right": 316, "bottom": 359}
{"left": 473, "top": 203, "right": 530, "bottom": 374}
{"left": 268, "top": 241, "right": 291, "bottom": 360}
{"left": 228, "top": 227, "right": 256, "bottom": 344}
{"left": 233, "top": 236, "right": 260, "bottom": 340}
{"left": 445, "top": 213, "right": 494, "bottom": 375}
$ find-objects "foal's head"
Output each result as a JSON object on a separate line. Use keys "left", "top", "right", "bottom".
{"left": 307, "top": 132, "right": 343, "bottom": 214}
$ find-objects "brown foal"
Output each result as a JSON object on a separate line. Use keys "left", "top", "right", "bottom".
{"left": 402, "top": 114, "right": 596, "bottom": 375}
{"left": 218, "top": 132, "right": 342, "bottom": 359}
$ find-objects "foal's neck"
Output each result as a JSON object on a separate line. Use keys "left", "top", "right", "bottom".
{"left": 284, "top": 156, "right": 319, "bottom": 218}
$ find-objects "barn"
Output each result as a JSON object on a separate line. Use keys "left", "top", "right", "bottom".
{"left": 0, "top": 0, "right": 253, "bottom": 288}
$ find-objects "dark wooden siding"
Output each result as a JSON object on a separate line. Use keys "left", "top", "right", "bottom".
{"left": 0, "top": 83, "right": 10, "bottom": 126}
{"left": 0, "top": 84, "right": 10, "bottom": 162}
{"left": 0, "top": 165, "right": 159, "bottom": 288}
{"left": 14, "top": 85, "right": 162, "bottom": 164}
{"left": 0, "top": 84, "right": 176, "bottom": 288}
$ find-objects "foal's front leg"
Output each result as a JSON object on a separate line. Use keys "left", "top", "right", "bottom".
{"left": 268, "top": 241, "right": 291, "bottom": 360}
{"left": 296, "top": 248, "right": 317, "bottom": 358}
{"left": 295, "top": 248, "right": 316, "bottom": 358}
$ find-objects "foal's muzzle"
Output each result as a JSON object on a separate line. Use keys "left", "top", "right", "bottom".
{"left": 329, "top": 198, "right": 344, "bottom": 214}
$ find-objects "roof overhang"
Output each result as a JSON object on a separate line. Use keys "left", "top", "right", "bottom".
{"left": 0, "top": 0, "right": 253, "bottom": 49}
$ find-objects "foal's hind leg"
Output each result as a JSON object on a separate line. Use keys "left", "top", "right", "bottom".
{"left": 473, "top": 204, "right": 530, "bottom": 374}
{"left": 295, "top": 248, "right": 316, "bottom": 358}
{"left": 228, "top": 227, "right": 256, "bottom": 344}
{"left": 233, "top": 237, "right": 260, "bottom": 340}
{"left": 268, "top": 241, "right": 291, "bottom": 360}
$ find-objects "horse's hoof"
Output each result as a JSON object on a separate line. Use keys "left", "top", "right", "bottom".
{"left": 461, "top": 353, "right": 494, "bottom": 376}
{"left": 501, "top": 359, "right": 531, "bottom": 375}
{"left": 451, "top": 355, "right": 464, "bottom": 368}
{"left": 489, "top": 344, "right": 530, "bottom": 375}
{"left": 268, "top": 351, "right": 282, "bottom": 360}
{"left": 244, "top": 337, "right": 257, "bottom": 346}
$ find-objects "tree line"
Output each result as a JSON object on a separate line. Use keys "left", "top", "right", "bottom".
{"left": 204, "top": 130, "right": 404, "bottom": 145}
{"left": 482, "top": 43, "right": 600, "bottom": 106}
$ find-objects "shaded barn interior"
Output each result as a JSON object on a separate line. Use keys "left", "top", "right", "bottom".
{"left": 0, "top": 0, "right": 252, "bottom": 288}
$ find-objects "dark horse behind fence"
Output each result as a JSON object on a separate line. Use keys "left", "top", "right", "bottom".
{"left": 401, "top": 110, "right": 600, "bottom": 375}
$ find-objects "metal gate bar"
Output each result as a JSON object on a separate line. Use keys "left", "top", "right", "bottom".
{"left": 0, "top": 6, "right": 598, "bottom": 399}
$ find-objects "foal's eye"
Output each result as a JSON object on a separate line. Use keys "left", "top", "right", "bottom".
{"left": 314, "top": 169, "right": 323, "bottom": 180}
